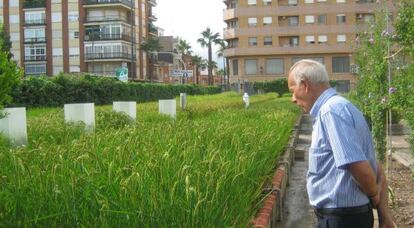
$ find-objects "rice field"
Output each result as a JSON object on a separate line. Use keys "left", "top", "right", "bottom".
{"left": 0, "top": 92, "right": 299, "bottom": 227}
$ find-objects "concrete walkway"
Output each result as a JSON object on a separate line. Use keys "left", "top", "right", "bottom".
{"left": 276, "top": 114, "right": 316, "bottom": 228}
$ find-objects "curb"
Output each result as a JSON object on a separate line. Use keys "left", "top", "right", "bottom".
{"left": 252, "top": 114, "right": 303, "bottom": 227}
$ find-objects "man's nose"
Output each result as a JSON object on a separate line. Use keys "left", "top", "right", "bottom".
{"left": 291, "top": 95, "right": 297, "bottom": 103}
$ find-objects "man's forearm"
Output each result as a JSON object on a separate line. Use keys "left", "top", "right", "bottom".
{"left": 347, "top": 160, "right": 378, "bottom": 200}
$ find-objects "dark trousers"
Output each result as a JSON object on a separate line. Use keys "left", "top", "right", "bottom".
{"left": 314, "top": 205, "right": 374, "bottom": 228}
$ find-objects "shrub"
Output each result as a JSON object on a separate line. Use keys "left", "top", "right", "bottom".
{"left": 10, "top": 74, "right": 221, "bottom": 107}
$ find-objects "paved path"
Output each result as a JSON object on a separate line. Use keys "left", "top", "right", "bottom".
{"left": 276, "top": 114, "right": 316, "bottom": 228}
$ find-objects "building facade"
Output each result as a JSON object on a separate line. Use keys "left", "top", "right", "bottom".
{"left": 0, "top": 0, "right": 157, "bottom": 80}
{"left": 223, "top": 0, "right": 396, "bottom": 92}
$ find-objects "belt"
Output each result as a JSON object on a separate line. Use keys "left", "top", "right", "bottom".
{"left": 314, "top": 204, "right": 371, "bottom": 216}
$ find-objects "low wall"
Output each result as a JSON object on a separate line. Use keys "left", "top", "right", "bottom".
{"left": 252, "top": 114, "right": 302, "bottom": 227}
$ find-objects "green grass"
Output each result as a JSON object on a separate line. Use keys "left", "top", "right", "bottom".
{"left": 0, "top": 92, "right": 299, "bottom": 227}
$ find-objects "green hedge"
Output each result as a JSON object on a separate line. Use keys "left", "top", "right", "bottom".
{"left": 10, "top": 74, "right": 221, "bottom": 107}
{"left": 253, "top": 79, "right": 289, "bottom": 96}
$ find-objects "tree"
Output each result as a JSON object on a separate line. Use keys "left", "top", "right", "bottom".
{"left": 216, "top": 39, "right": 229, "bottom": 86}
{"left": 191, "top": 55, "right": 203, "bottom": 84}
{"left": 176, "top": 39, "right": 192, "bottom": 55}
{"left": 0, "top": 52, "right": 21, "bottom": 112}
{"left": 140, "top": 37, "right": 162, "bottom": 82}
{"left": 0, "top": 24, "right": 13, "bottom": 60}
{"left": 197, "top": 28, "right": 221, "bottom": 85}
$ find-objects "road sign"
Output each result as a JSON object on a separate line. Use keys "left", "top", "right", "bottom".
{"left": 170, "top": 70, "right": 193, "bottom": 77}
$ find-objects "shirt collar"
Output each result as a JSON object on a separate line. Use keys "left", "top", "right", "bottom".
{"left": 309, "top": 88, "right": 337, "bottom": 119}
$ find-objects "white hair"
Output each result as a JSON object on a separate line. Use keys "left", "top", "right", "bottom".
{"left": 288, "top": 59, "right": 329, "bottom": 85}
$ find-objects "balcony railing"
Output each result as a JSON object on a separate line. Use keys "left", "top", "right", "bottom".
{"left": 85, "top": 52, "right": 134, "bottom": 60}
{"left": 83, "top": 0, "right": 133, "bottom": 7}
{"left": 25, "top": 19, "right": 46, "bottom": 26}
{"left": 25, "top": 55, "right": 47, "bottom": 61}
{"left": 84, "top": 33, "right": 132, "bottom": 42}
{"left": 23, "top": 0, "right": 46, "bottom": 8}
{"left": 24, "top": 37, "right": 47, "bottom": 43}
{"left": 85, "top": 15, "right": 131, "bottom": 23}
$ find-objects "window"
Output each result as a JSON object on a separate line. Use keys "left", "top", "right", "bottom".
{"left": 69, "top": 30, "right": 79, "bottom": 39}
{"left": 69, "top": 48, "right": 80, "bottom": 56}
{"left": 290, "top": 36, "right": 299, "bottom": 46}
{"left": 266, "top": 58, "right": 284, "bottom": 75}
{"left": 52, "top": 12, "right": 62, "bottom": 23}
{"left": 10, "top": 15, "right": 19, "bottom": 24}
{"left": 70, "top": 66, "right": 80, "bottom": 73}
{"left": 336, "top": 0, "right": 346, "bottom": 2}
{"left": 25, "top": 46, "right": 46, "bottom": 61}
{"left": 68, "top": 11, "right": 79, "bottom": 22}
{"left": 232, "top": 59, "right": 239, "bottom": 76}
{"left": 248, "top": 37, "right": 257, "bottom": 46}
{"left": 318, "top": 35, "right": 327, "bottom": 43}
{"left": 332, "top": 56, "right": 350, "bottom": 73}
{"left": 25, "top": 11, "right": 45, "bottom": 24}
{"left": 10, "top": 32, "right": 20, "bottom": 41}
{"left": 24, "top": 28, "right": 45, "bottom": 42}
{"left": 248, "top": 0, "right": 257, "bottom": 5}
{"left": 334, "top": 80, "right": 350, "bottom": 93}
{"left": 248, "top": 17, "right": 257, "bottom": 27}
{"left": 317, "top": 0, "right": 327, "bottom": 2}
{"left": 263, "top": 0, "right": 272, "bottom": 5}
{"left": 245, "top": 59, "right": 257, "bottom": 75}
{"left": 305, "top": 15, "right": 315, "bottom": 24}
{"left": 288, "top": 0, "right": 298, "bottom": 5}
{"left": 263, "top": 17, "right": 272, "bottom": 26}
{"left": 53, "top": 48, "right": 63, "bottom": 57}
{"left": 25, "top": 64, "right": 46, "bottom": 74}
{"left": 304, "top": 0, "right": 314, "bottom": 3}
{"left": 305, "top": 35, "right": 315, "bottom": 44}
{"left": 288, "top": 16, "right": 299, "bottom": 26}
{"left": 10, "top": 0, "right": 19, "bottom": 7}
{"left": 336, "top": 14, "right": 346, "bottom": 24}
{"left": 318, "top": 15, "right": 327, "bottom": 24}
{"left": 292, "top": 57, "right": 324, "bottom": 64}
{"left": 264, "top": 36, "right": 272, "bottom": 46}
{"left": 337, "top": 34, "right": 346, "bottom": 43}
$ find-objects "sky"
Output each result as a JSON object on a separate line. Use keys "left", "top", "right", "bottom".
{"left": 153, "top": 0, "right": 227, "bottom": 67}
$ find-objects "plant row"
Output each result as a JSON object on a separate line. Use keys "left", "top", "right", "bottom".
{"left": 0, "top": 93, "right": 300, "bottom": 226}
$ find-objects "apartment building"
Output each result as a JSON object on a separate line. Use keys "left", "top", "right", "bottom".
{"left": 0, "top": 0, "right": 157, "bottom": 80}
{"left": 223, "top": 0, "right": 396, "bottom": 92}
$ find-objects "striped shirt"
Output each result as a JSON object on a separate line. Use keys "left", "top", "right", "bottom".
{"left": 307, "top": 88, "right": 378, "bottom": 208}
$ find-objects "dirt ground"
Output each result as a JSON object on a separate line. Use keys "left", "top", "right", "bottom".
{"left": 389, "top": 160, "right": 414, "bottom": 227}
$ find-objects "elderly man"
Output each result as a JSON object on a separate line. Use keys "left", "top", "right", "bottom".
{"left": 287, "top": 59, "right": 394, "bottom": 228}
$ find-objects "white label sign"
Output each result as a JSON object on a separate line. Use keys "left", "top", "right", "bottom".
{"left": 170, "top": 70, "right": 193, "bottom": 77}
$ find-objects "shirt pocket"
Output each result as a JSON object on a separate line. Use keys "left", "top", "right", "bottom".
{"left": 308, "top": 147, "right": 325, "bottom": 174}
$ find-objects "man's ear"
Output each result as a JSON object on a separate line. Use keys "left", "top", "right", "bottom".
{"left": 301, "top": 79, "right": 311, "bottom": 93}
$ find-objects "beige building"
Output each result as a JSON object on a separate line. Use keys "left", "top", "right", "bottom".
{"left": 223, "top": 0, "right": 396, "bottom": 92}
{"left": 0, "top": 0, "right": 157, "bottom": 80}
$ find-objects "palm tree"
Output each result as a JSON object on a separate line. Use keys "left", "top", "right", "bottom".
{"left": 216, "top": 39, "right": 229, "bottom": 86}
{"left": 140, "top": 37, "right": 162, "bottom": 82}
{"left": 197, "top": 27, "right": 221, "bottom": 85}
{"left": 176, "top": 39, "right": 193, "bottom": 75}
{"left": 176, "top": 39, "right": 192, "bottom": 55}
{"left": 191, "top": 55, "right": 207, "bottom": 84}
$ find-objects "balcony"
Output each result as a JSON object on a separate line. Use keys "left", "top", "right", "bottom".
{"left": 148, "top": 13, "right": 157, "bottom": 22}
{"left": 84, "top": 33, "right": 132, "bottom": 42}
{"left": 23, "top": 0, "right": 46, "bottom": 9}
{"left": 148, "top": 0, "right": 157, "bottom": 7}
{"left": 85, "top": 52, "right": 134, "bottom": 61}
{"left": 25, "top": 55, "right": 47, "bottom": 61}
{"left": 278, "top": 0, "right": 298, "bottom": 7}
{"left": 24, "top": 37, "right": 47, "bottom": 43}
{"left": 24, "top": 19, "right": 46, "bottom": 26}
{"left": 83, "top": 0, "right": 133, "bottom": 9}
{"left": 84, "top": 15, "right": 131, "bottom": 23}
{"left": 148, "top": 24, "right": 158, "bottom": 35}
